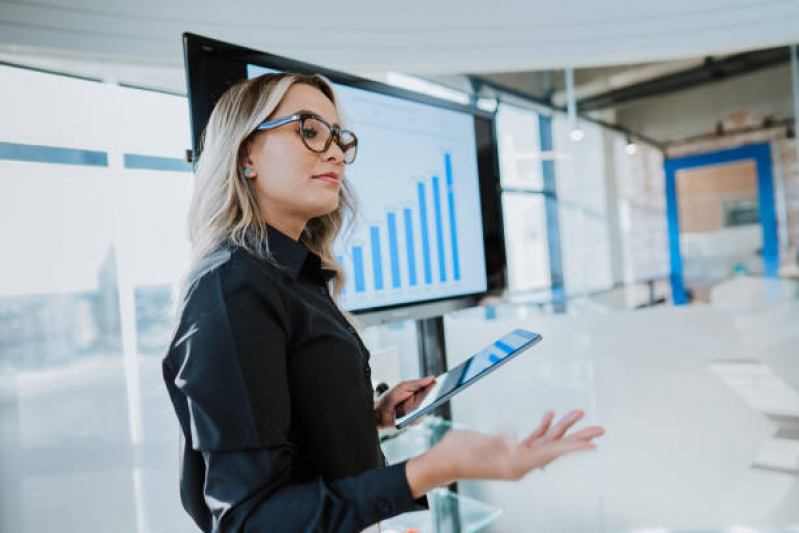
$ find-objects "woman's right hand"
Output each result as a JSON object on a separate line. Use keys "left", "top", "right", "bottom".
{"left": 405, "top": 409, "right": 604, "bottom": 499}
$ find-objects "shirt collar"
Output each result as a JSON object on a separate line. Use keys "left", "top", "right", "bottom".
{"left": 267, "top": 225, "right": 337, "bottom": 282}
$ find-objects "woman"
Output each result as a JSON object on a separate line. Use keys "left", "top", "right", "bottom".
{"left": 162, "top": 72, "right": 604, "bottom": 533}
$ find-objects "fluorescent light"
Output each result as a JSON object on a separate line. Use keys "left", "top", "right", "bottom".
{"left": 385, "top": 72, "right": 470, "bottom": 105}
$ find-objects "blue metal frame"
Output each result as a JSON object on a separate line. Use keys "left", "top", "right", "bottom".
{"left": 538, "top": 115, "right": 567, "bottom": 311}
{"left": 663, "top": 142, "right": 778, "bottom": 305}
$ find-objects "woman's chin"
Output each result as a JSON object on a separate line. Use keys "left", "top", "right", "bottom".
{"left": 307, "top": 197, "right": 339, "bottom": 219}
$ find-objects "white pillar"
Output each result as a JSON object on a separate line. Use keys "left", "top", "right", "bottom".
{"left": 565, "top": 68, "right": 583, "bottom": 141}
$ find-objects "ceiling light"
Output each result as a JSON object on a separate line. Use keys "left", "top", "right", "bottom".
{"left": 625, "top": 136, "right": 638, "bottom": 155}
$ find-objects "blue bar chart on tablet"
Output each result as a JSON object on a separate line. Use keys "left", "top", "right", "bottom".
{"left": 248, "top": 65, "right": 487, "bottom": 311}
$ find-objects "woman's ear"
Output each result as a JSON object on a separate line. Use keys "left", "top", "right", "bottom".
{"left": 239, "top": 141, "right": 257, "bottom": 178}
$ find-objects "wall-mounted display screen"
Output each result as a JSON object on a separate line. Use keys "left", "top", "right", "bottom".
{"left": 184, "top": 33, "right": 506, "bottom": 319}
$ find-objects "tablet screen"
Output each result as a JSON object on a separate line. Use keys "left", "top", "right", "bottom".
{"left": 395, "top": 329, "right": 542, "bottom": 429}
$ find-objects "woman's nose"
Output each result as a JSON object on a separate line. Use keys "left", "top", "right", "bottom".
{"left": 323, "top": 141, "right": 345, "bottom": 163}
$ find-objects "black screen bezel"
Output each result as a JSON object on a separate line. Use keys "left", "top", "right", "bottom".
{"left": 183, "top": 32, "right": 506, "bottom": 317}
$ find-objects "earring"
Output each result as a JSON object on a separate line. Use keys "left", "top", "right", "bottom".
{"left": 243, "top": 168, "right": 252, "bottom": 176}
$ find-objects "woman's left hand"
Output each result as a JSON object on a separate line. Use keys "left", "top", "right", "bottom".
{"left": 374, "top": 376, "right": 437, "bottom": 429}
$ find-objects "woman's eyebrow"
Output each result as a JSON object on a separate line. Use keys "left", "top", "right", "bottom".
{"left": 297, "top": 109, "right": 341, "bottom": 129}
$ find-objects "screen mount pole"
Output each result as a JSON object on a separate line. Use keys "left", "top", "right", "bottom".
{"left": 415, "top": 315, "right": 462, "bottom": 532}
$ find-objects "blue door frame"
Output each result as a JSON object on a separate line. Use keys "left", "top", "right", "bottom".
{"left": 663, "top": 142, "right": 778, "bottom": 305}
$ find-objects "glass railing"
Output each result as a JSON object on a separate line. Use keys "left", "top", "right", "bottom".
{"left": 381, "top": 416, "right": 502, "bottom": 533}
{"left": 382, "top": 488, "right": 502, "bottom": 533}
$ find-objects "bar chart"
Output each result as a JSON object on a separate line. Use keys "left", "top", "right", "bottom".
{"left": 341, "top": 152, "right": 462, "bottom": 298}
{"left": 337, "top": 144, "right": 486, "bottom": 312}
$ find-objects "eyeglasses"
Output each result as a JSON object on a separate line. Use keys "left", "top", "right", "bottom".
{"left": 254, "top": 113, "right": 358, "bottom": 164}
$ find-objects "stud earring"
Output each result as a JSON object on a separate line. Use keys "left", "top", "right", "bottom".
{"left": 243, "top": 168, "right": 252, "bottom": 175}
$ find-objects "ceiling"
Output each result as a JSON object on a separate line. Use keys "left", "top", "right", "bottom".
{"left": 1, "top": 0, "right": 799, "bottom": 75}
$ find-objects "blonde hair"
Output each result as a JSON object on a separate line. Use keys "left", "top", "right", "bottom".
{"left": 171, "top": 72, "right": 357, "bottom": 327}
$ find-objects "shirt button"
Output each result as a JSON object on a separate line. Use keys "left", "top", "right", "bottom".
{"left": 376, "top": 500, "right": 391, "bottom": 513}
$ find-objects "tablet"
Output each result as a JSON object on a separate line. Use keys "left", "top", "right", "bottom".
{"left": 395, "top": 329, "right": 543, "bottom": 429}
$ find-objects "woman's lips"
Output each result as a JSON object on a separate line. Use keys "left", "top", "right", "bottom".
{"left": 312, "top": 173, "right": 340, "bottom": 185}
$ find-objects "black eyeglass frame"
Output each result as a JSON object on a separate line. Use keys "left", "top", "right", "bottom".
{"left": 254, "top": 112, "right": 358, "bottom": 164}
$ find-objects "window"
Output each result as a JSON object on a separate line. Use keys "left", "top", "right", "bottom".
{"left": 496, "top": 104, "right": 552, "bottom": 294}
{"left": 0, "top": 64, "right": 195, "bottom": 532}
{"left": 552, "top": 117, "right": 614, "bottom": 294}
{"left": 612, "top": 135, "right": 669, "bottom": 284}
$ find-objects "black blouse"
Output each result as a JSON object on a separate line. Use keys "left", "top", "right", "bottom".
{"left": 162, "top": 226, "right": 427, "bottom": 532}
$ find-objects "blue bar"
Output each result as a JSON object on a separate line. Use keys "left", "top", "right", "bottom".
{"left": 488, "top": 354, "right": 502, "bottom": 364}
{"left": 445, "top": 153, "right": 460, "bottom": 281}
{"left": 352, "top": 247, "right": 365, "bottom": 292}
{"left": 664, "top": 162, "right": 684, "bottom": 305}
{"left": 403, "top": 208, "right": 417, "bottom": 286}
{"left": 418, "top": 183, "right": 432, "bottom": 284}
{"left": 387, "top": 213, "right": 401, "bottom": 288}
{"left": 0, "top": 141, "right": 107, "bottom": 167}
{"left": 494, "top": 340, "right": 515, "bottom": 354}
{"left": 432, "top": 176, "right": 447, "bottom": 282}
{"left": 124, "top": 153, "right": 192, "bottom": 172}
{"left": 370, "top": 226, "right": 384, "bottom": 290}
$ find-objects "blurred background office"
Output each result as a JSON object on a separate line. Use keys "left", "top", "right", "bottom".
{"left": 0, "top": 1, "right": 798, "bottom": 532}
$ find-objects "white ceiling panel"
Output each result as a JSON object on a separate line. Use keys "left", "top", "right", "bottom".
{"left": 1, "top": 0, "right": 798, "bottom": 73}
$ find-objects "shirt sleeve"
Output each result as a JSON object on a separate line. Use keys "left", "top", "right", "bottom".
{"left": 170, "top": 265, "right": 427, "bottom": 532}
